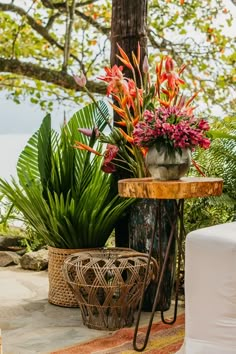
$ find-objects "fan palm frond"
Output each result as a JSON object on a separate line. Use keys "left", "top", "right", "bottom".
{"left": 0, "top": 102, "right": 133, "bottom": 248}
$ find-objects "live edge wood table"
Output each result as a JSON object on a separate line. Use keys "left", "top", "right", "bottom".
{"left": 118, "top": 177, "right": 223, "bottom": 352}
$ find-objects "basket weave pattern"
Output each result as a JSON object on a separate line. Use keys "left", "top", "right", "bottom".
{"left": 48, "top": 246, "right": 82, "bottom": 307}
{"left": 63, "top": 248, "right": 158, "bottom": 330}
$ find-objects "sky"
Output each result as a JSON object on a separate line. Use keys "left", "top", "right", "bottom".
{"left": 0, "top": 96, "right": 65, "bottom": 135}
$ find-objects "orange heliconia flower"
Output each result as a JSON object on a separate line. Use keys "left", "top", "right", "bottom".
{"left": 185, "top": 92, "right": 199, "bottom": 107}
{"left": 158, "top": 98, "right": 171, "bottom": 108}
{"left": 119, "top": 129, "right": 134, "bottom": 144}
{"left": 110, "top": 103, "right": 127, "bottom": 118}
{"left": 116, "top": 120, "right": 127, "bottom": 127}
{"left": 116, "top": 43, "right": 133, "bottom": 70}
{"left": 156, "top": 57, "right": 163, "bottom": 77}
{"left": 140, "top": 147, "right": 148, "bottom": 157}
{"left": 165, "top": 56, "right": 174, "bottom": 72}
{"left": 137, "top": 42, "right": 141, "bottom": 65}
{"left": 99, "top": 65, "right": 129, "bottom": 96}
{"left": 132, "top": 116, "right": 140, "bottom": 126}
{"left": 160, "top": 71, "right": 185, "bottom": 91}
{"left": 73, "top": 142, "right": 102, "bottom": 156}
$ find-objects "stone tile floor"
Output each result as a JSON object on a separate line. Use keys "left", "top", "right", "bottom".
{"left": 0, "top": 266, "right": 184, "bottom": 354}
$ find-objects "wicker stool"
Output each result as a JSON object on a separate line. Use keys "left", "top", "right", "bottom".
{"left": 63, "top": 247, "right": 158, "bottom": 330}
{"left": 177, "top": 222, "right": 236, "bottom": 354}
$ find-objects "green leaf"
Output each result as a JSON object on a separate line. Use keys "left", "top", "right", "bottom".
{"left": 1, "top": 103, "right": 133, "bottom": 248}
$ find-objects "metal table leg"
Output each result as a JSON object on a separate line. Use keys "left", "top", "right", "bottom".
{"left": 133, "top": 199, "right": 185, "bottom": 352}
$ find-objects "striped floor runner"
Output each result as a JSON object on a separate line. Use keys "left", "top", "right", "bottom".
{"left": 52, "top": 313, "right": 184, "bottom": 354}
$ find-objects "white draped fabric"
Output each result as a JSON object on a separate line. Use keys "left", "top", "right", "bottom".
{"left": 177, "top": 222, "right": 236, "bottom": 354}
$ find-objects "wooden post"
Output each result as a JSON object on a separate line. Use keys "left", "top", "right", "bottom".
{"left": 110, "top": 0, "right": 148, "bottom": 247}
{"left": 110, "top": 0, "right": 148, "bottom": 71}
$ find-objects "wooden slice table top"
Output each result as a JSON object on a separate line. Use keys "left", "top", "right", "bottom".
{"left": 118, "top": 177, "right": 223, "bottom": 200}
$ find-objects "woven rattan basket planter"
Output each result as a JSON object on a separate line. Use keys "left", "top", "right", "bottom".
{"left": 48, "top": 246, "right": 82, "bottom": 307}
{"left": 63, "top": 247, "right": 158, "bottom": 330}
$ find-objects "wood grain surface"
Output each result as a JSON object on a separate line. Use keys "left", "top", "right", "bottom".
{"left": 118, "top": 177, "right": 223, "bottom": 199}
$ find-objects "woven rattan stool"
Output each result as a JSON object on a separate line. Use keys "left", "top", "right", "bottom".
{"left": 63, "top": 247, "right": 158, "bottom": 330}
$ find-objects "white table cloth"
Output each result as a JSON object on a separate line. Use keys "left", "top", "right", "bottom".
{"left": 177, "top": 222, "right": 236, "bottom": 354}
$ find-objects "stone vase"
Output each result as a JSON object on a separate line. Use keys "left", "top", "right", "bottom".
{"left": 145, "top": 146, "right": 191, "bottom": 180}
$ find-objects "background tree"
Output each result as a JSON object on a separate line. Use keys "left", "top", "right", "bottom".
{"left": 0, "top": 0, "right": 235, "bottom": 118}
{"left": 110, "top": 0, "right": 148, "bottom": 247}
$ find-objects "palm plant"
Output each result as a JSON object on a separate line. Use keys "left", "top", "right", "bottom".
{"left": 0, "top": 102, "right": 133, "bottom": 249}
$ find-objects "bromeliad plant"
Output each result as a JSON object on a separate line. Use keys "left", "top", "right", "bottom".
{"left": 74, "top": 44, "right": 210, "bottom": 177}
{"left": 0, "top": 102, "right": 133, "bottom": 249}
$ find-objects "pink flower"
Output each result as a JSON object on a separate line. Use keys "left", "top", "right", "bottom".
{"left": 144, "top": 110, "right": 155, "bottom": 123}
{"left": 78, "top": 127, "right": 100, "bottom": 137}
{"left": 200, "top": 137, "right": 211, "bottom": 149}
{"left": 162, "top": 123, "right": 172, "bottom": 131}
{"left": 101, "top": 162, "right": 116, "bottom": 173}
{"left": 100, "top": 144, "right": 119, "bottom": 174}
{"left": 198, "top": 119, "right": 210, "bottom": 131}
{"left": 143, "top": 55, "right": 149, "bottom": 74}
{"left": 133, "top": 105, "right": 211, "bottom": 151}
{"left": 74, "top": 73, "right": 86, "bottom": 87}
{"left": 104, "top": 144, "right": 119, "bottom": 164}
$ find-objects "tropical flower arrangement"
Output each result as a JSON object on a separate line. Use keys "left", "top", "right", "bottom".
{"left": 74, "top": 44, "right": 210, "bottom": 178}
{"left": 133, "top": 106, "right": 210, "bottom": 153}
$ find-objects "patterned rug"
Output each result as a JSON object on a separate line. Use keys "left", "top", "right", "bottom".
{"left": 51, "top": 313, "right": 184, "bottom": 354}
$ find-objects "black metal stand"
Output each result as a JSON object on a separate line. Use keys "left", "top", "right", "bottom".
{"left": 133, "top": 199, "right": 185, "bottom": 352}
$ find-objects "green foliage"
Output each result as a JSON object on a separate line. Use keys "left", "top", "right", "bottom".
{"left": 148, "top": 1, "right": 235, "bottom": 117}
{"left": 208, "top": 117, "right": 236, "bottom": 202}
{"left": 184, "top": 116, "right": 236, "bottom": 232}
{"left": 18, "top": 226, "right": 47, "bottom": 252}
{"left": 0, "top": 102, "right": 133, "bottom": 248}
{"left": 0, "top": 1, "right": 235, "bottom": 116}
{"left": 184, "top": 195, "right": 234, "bottom": 234}
{"left": 0, "top": 224, "right": 24, "bottom": 237}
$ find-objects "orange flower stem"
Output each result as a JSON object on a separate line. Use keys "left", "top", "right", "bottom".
{"left": 131, "top": 67, "right": 142, "bottom": 122}
{"left": 192, "top": 159, "right": 206, "bottom": 177}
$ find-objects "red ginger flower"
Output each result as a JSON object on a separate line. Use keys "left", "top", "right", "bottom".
{"left": 101, "top": 144, "right": 119, "bottom": 173}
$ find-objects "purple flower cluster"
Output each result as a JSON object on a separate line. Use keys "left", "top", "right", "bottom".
{"left": 133, "top": 106, "right": 210, "bottom": 151}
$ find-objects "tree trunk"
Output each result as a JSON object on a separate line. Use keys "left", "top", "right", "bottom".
{"left": 110, "top": 0, "right": 148, "bottom": 71}
{"left": 110, "top": 0, "right": 148, "bottom": 247}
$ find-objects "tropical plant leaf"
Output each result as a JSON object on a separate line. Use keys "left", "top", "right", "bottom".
{"left": 0, "top": 102, "right": 133, "bottom": 248}
{"left": 17, "top": 130, "right": 39, "bottom": 186}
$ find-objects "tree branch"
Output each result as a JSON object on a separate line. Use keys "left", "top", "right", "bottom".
{"left": 0, "top": 2, "right": 83, "bottom": 66}
{"left": 0, "top": 57, "right": 106, "bottom": 94}
{"left": 11, "top": 1, "right": 35, "bottom": 58}
{"left": 75, "top": 9, "right": 110, "bottom": 35}
{"left": 78, "top": 0, "right": 100, "bottom": 5}
{"left": 45, "top": 12, "right": 61, "bottom": 30}
{"left": 41, "top": 0, "right": 101, "bottom": 9}
{"left": 62, "top": 0, "right": 76, "bottom": 73}
{"left": 40, "top": 0, "right": 110, "bottom": 34}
